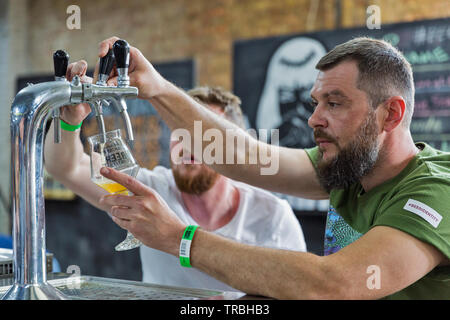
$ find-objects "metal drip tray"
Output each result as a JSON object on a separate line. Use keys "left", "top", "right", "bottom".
{"left": 0, "top": 274, "right": 245, "bottom": 300}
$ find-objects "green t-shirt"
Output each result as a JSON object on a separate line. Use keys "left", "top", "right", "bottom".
{"left": 305, "top": 142, "right": 450, "bottom": 300}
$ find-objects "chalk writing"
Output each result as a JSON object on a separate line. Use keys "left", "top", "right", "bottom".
{"left": 405, "top": 46, "right": 449, "bottom": 65}
{"left": 410, "top": 117, "right": 443, "bottom": 134}
{"left": 415, "top": 75, "right": 450, "bottom": 93}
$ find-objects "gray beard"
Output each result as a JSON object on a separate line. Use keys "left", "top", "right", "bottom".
{"left": 316, "top": 112, "right": 380, "bottom": 193}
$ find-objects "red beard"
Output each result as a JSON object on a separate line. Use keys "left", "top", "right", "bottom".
{"left": 171, "top": 163, "right": 220, "bottom": 195}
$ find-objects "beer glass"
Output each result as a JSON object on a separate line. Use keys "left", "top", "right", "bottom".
{"left": 88, "top": 129, "right": 141, "bottom": 251}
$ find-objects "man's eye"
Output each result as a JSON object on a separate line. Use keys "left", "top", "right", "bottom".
{"left": 328, "top": 102, "right": 340, "bottom": 108}
{"left": 309, "top": 100, "right": 318, "bottom": 109}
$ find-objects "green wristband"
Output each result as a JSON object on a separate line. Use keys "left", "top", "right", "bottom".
{"left": 60, "top": 119, "right": 83, "bottom": 131}
{"left": 179, "top": 225, "right": 199, "bottom": 268}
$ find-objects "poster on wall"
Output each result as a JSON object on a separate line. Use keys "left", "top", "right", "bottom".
{"left": 233, "top": 17, "right": 450, "bottom": 213}
{"left": 17, "top": 59, "right": 195, "bottom": 200}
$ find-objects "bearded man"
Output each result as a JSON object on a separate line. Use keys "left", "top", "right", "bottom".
{"left": 89, "top": 36, "right": 449, "bottom": 299}
{"left": 44, "top": 85, "right": 306, "bottom": 292}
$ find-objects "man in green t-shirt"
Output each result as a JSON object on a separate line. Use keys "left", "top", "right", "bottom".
{"left": 67, "top": 36, "right": 449, "bottom": 299}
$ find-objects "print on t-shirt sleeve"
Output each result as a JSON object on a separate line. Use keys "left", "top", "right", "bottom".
{"left": 403, "top": 198, "right": 443, "bottom": 228}
{"left": 324, "top": 206, "right": 363, "bottom": 256}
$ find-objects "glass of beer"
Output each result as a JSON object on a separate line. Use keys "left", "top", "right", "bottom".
{"left": 88, "top": 129, "right": 141, "bottom": 251}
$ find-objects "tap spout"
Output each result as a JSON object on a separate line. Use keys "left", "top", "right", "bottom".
{"left": 82, "top": 83, "right": 136, "bottom": 144}
{"left": 107, "top": 97, "right": 134, "bottom": 144}
{"left": 90, "top": 101, "right": 107, "bottom": 144}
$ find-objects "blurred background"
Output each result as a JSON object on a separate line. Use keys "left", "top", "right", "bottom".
{"left": 0, "top": 0, "right": 449, "bottom": 281}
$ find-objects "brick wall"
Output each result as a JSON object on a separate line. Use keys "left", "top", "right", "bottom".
{"left": 0, "top": 0, "right": 29, "bottom": 235}
{"left": 20, "top": 0, "right": 450, "bottom": 88}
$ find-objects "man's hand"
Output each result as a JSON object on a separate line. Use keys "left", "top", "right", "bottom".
{"left": 98, "top": 167, "right": 186, "bottom": 256}
{"left": 96, "top": 36, "right": 168, "bottom": 100}
{"left": 60, "top": 60, "right": 92, "bottom": 125}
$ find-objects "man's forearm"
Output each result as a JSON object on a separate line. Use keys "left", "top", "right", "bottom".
{"left": 44, "top": 120, "right": 86, "bottom": 180}
{"left": 44, "top": 119, "right": 111, "bottom": 212}
{"left": 148, "top": 81, "right": 328, "bottom": 199}
{"left": 189, "top": 229, "right": 334, "bottom": 299}
{"left": 149, "top": 81, "right": 242, "bottom": 145}
{"left": 149, "top": 81, "right": 281, "bottom": 187}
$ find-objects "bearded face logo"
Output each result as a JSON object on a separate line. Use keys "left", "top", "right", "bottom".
{"left": 277, "top": 85, "right": 316, "bottom": 147}
{"left": 256, "top": 37, "right": 327, "bottom": 148}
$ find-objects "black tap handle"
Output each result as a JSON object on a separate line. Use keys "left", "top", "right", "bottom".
{"left": 99, "top": 49, "right": 115, "bottom": 76}
{"left": 53, "top": 50, "right": 69, "bottom": 78}
{"left": 113, "top": 40, "right": 130, "bottom": 69}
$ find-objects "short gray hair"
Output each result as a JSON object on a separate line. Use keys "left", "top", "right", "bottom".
{"left": 316, "top": 37, "right": 414, "bottom": 128}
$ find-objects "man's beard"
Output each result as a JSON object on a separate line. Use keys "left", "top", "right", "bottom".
{"left": 171, "top": 163, "right": 220, "bottom": 195}
{"left": 315, "top": 110, "right": 381, "bottom": 193}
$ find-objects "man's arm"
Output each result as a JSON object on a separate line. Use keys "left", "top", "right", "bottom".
{"left": 43, "top": 60, "right": 109, "bottom": 211}
{"left": 97, "top": 37, "right": 328, "bottom": 200}
{"left": 151, "top": 83, "right": 327, "bottom": 199}
{"left": 100, "top": 168, "right": 446, "bottom": 299}
{"left": 189, "top": 226, "right": 445, "bottom": 299}
{"left": 44, "top": 120, "right": 109, "bottom": 212}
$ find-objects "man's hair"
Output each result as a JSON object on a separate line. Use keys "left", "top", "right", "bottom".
{"left": 187, "top": 86, "right": 246, "bottom": 129}
{"left": 315, "top": 37, "right": 414, "bottom": 128}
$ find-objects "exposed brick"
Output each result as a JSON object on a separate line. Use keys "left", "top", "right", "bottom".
{"left": 8, "top": 0, "right": 449, "bottom": 91}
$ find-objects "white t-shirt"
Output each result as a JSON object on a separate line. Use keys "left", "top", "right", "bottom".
{"left": 136, "top": 166, "right": 306, "bottom": 292}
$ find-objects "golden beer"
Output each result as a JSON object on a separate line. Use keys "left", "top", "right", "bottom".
{"left": 95, "top": 180, "right": 128, "bottom": 194}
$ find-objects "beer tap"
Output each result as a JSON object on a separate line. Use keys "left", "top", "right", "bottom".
{"left": 2, "top": 40, "right": 138, "bottom": 300}
{"left": 92, "top": 49, "right": 115, "bottom": 143}
{"left": 52, "top": 50, "right": 69, "bottom": 143}
{"left": 110, "top": 39, "right": 134, "bottom": 145}
{"left": 90, "top": 40, "right": 134, "bottom": 145}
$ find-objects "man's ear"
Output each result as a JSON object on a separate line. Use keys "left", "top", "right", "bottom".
{"left": 380, "top": 96, "right": 406, "bottom": 132}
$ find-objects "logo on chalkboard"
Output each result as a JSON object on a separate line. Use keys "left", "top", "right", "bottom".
{"left": 256, "top": 37, "right": 326, "bottom": 149}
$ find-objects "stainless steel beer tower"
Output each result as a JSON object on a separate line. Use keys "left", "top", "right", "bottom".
{"left": 2, "top": 40, "right": 137, "bottom": 300}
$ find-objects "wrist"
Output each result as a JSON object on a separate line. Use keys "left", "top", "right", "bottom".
{"left": 60, "top": 118, "right": 83, "bottom": 131}
{"left": 179, "top": 225, "right": 200, "bottom": 268}
{"left": 163, "top": 224, "right": 186, "bottom": 257}
{"left": 145, "top": 76, "right": 171, "bottom": 101}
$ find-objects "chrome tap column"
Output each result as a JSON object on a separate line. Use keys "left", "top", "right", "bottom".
{"left": 2, "top": 40, "right": 138, "bottom": 300}
{"left": 4, "top": 80, "right": 72, "bottom": 300}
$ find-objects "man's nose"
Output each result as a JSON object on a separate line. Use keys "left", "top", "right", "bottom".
{"left": 307, "top": 104, "right": 327, "bottom": 129}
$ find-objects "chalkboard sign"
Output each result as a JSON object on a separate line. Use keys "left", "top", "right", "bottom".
{"left": 234, "top": 17, "right": 450, "bottom": 150}
{"left": 233, "top": 18, "right": 449, "bottom": 189}
{"left": 233, "top": 18, "right": 450, "bottom": 254}
{"left": 17, "top": 59, "right": 194, "bottom": 280}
